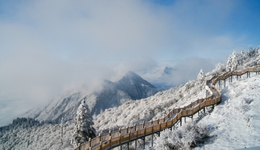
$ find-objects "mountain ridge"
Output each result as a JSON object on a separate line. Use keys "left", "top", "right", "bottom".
{"left": 26, "top": 71, "right": 159, "bottom": 124}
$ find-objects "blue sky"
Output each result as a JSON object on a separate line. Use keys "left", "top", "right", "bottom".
{"left": 0, "top": 0, "right": 260, "bottom": 126}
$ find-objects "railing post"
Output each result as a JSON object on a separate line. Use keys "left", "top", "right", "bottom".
{"left": 88, "top": 138, "right": 91, "bottom": 149}
{"left": 109, "top": 130, "right": 112, "bottom": 148}
{"left": 151, "top": 121, "right": 153, "bottom": 133}
{"left": 119, "top": 128, "right": 122, "bottom": 149}
{"left": 151, "top": 133, "right": 154, "bottom": 147}
{"left": 120, "top": 132, "right": 122, "bottom": 150}
{"left": 159, "top": 120, "right": 161, "bottom": 131}
{"left": 144, "top": 123, "right": 146, "bottom": 136}
{"left": 143, "top": 137, "right": 145, "bottom": 149}
{"left": 135, "top": 139, "right": 137, "bottom": 150}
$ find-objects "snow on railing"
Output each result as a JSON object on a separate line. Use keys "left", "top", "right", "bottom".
{"left": 75, "top": 67, "right": 260, "bottom": 150}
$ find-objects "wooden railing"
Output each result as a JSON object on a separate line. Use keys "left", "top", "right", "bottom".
{"left": 76, "top": 67, "right": 260, "bottom": 150}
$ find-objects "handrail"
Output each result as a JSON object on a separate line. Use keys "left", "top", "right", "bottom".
{"left": 76, "top": 67, "right": 260, "bottom": 150}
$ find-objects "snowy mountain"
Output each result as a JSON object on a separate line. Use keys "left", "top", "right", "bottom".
{"left": 1, "top": 48, "right": 260, "bottom": 150}
{"left": 115, "top": 71, "right": 158, "bottom": 100}
{"left": 26, "top": 71, "right": 159, "bottom": 124}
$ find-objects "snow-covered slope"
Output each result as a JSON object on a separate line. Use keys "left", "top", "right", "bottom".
{"left": 0, "top": 119, "right": 73, "bottom": 150}
{"left": 94, "top": 79, "right": 206, "bottom": 132}
{"left": 194, "top": 73, "right": 260, "bottom": 149}
{"left": 26, "top": 71, "right": 159, "bottom": 124}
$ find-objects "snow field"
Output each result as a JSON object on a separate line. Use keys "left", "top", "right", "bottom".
{"left": 194, "top": 74, "right": 260, "bottom": 149}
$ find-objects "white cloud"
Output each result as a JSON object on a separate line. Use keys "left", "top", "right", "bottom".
{"left": 140, "top": 57, "right": 215, "bottom": 87}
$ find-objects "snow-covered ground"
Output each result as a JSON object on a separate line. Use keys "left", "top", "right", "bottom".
{"left": 145, "top": 71, "right": 260, "bottom": 150}
{"left": 193, "top": 73, "right": 260, "bottom": 149}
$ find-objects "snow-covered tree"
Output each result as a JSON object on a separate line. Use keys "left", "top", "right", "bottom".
{"left": 239, "top": 50, "right": 247, "bottom": 65}
{"left": 72, "top": 98, "right": 96, "bottom": 147}
{"left": 215, "top": 63, "right": 225, "bottom": 72}
{"left": 197, "top": 69, "right": 205, "bottom": 81}
{"left": 248, "top": 47, "right": 257, "bottom": 57}
{"left": 231, "top": 51, "right": 238, "bottom": 71}
{"left": 226, "top": 51, "right": 238, "bottom": 71}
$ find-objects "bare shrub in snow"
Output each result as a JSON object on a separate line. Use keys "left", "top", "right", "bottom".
{"left": 243, "top": 98, "right": 253, "bottom": 105}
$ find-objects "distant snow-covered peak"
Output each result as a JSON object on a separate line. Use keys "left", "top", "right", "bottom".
{"left": 25, "top": 71, "right": 159, "bottom": 124}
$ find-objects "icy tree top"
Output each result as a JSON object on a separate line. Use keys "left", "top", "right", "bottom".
{"left": 197, "top": 69, "right": 205, "bottom": 81}
{"left": 75, "top": 99, "right": 94, "bottom": 131}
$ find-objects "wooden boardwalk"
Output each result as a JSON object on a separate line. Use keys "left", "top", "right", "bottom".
{"left": 76, "top": 67, "right": 260, "bottom": 150}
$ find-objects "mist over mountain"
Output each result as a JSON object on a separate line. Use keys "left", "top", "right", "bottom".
{"left": 26, "top": 71, "right": 159, "bottom": 124}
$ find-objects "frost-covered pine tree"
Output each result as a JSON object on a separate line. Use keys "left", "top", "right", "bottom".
{"left": 241, "top": 50, "right": 247, "bottom": 59}
{"left": 226, "top": 55, "right": 232, "bottom": 71}
{"left": 231, "top": 51, "right": 238, "bottom": 71}
{"left": 226, "top": 51, "right": 238, "bottom": 71}
{"left": 237, "top": 50, "right": 248, "bottom": 66}
{"left": 197, "top": 69, "right": 205, "bottom": 81}
{"left": 72, "top": 98, "right": 96, "bottom": 147}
